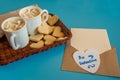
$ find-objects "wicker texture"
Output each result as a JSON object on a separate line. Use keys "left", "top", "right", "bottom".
{"left": 0, "top": 18, "right": 72, "bottom": 65}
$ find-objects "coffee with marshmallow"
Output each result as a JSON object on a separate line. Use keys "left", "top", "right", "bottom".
{"left": 21, "top": 8, "right": 40, "bottom": 18}
{"left": 3, "top": 19, "right": 25, "bottom": 32}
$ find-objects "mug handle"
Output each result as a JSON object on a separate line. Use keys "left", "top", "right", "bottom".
{"left": 10, "top": 34, "right": 20, "bottom": 50}
{"left": 40, "top": 9, "right": 49, "bottom": 22}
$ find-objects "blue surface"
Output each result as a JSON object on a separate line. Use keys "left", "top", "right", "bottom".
{"left": 0, "top": 0, "right": 120, "bottom": 80}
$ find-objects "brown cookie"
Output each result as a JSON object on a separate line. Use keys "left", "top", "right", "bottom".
{"left": 37, "top": 22, "right": 54, "bottom": 34}
{"left": 52, "top": 26, "right": 65, "bottom": 37}
{"left": 29, "top": 34, "right": 44, "bottom": 42}
{"left": 47, "top": 15, "right": 59, "bottom": 26}
{"left": 56, "top": 37, "right": 68, "bottom": 41}
{"left": 30, "top": 40, "right": 44, "bottom": 48}
{"left": 44, "top": 35, "right": 56, "bottom": 45}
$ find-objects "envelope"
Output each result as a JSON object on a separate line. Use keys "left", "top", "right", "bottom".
{"left": 62, "top": 41, "right": 120, "bottom": 77}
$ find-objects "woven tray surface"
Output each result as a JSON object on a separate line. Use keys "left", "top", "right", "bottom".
{"left": 0, "top": 17, "right": 72, "bottom": 65}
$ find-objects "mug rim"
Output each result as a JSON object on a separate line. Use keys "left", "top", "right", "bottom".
{"left": 1, "top": 16, "right": 26, "bottom": 33}
{"left": 19, "top": 6, "right": 42, "bottom": 19}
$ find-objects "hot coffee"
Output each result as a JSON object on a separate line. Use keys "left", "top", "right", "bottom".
{"left": 19, "top": 6, "right": 49, "bottom": 35}
{"left": 1, "top": 17, "right": 29, "bottom": 50}
{"left": 3, "top": 19, "right": 25, "bottom": 32}
{"left": 21, "top": 8, "right": 40, "bottom": 18}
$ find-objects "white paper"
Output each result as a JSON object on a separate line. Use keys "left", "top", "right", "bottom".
{"left": 71, "top": 28, "right": 111, "bottom": 54}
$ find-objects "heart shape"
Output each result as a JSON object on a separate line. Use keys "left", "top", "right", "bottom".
{"left": 52, "top": 26, "right": 64, "bottom": 37}
{"left": 37, "top": 22, "right": 54, "bottom": 35}
{"left": 30, "top": 40, "right": 44, "bottom": 48}
{"left": 47, "top": 15, "right": 59, "bottom": 26}
{"left": 44, "top": 34, "right": 56, "bottom": 45}
{"left": 73, "top": 49, "right": 100, "bottom": 73}
{"left": 29, "top": 34, "right": 44, "bottom": 42}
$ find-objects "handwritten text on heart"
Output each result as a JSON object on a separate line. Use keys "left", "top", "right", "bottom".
{"left": 73, "top": 49, "right": 100, "bottom": 73}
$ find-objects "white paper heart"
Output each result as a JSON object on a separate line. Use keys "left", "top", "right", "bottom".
{"left": 73, "top": 49, "right": 100, "bottom": 73}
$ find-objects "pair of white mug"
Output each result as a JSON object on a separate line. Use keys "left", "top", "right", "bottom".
{"left": 1, "top": 6, "right": 49, "bottom": 50}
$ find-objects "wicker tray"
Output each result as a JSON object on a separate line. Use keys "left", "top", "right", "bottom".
{"left": 0, "top": 12, "right": 72, "bottom": 65}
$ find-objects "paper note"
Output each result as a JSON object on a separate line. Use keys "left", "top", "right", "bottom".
{"left": 71, "top": 28, "right": 111, "bottom": 54}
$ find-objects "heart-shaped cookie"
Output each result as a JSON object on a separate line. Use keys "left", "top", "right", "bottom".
{"left": 37, "top": 22, "right": 54, "bottom": 35}
{"left": 29, "top": 34, "right": 44, "bottom": 42}
{"left": 73, "top": 49, "right": 100, "bottom": 73}
{"left": 44, "top": 35, "right": 56, "bottom": 45}
{"left": 30, "top": 40, "right": 44, "bottom": 48}
{"left": 56, "top": 37, "right": 68, "bottom": 41}
{"left": 47, "top": 15, "right": 59, "bottom": 26}
{"left": 52, "top": 26, "right": 64, "bottom": 37}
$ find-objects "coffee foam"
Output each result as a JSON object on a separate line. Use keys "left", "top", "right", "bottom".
{"left": 4, "top": 19, "right": 25, "bottom": 32}
{"left": 21, "top": 8, "right": 40, "bottom": 18}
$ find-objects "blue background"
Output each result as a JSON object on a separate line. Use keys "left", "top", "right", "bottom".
{"left": 0, "top": 0, "right": 120, "bottom": 80}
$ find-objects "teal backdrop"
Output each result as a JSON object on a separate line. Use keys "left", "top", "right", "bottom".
{"left": 0, "top": 0, "right": 120, "bottom": 80}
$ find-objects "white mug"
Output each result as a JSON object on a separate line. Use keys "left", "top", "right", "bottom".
{"left": 19, "top": 6, "right": 49, "bottom": 35}
{"left": 1, "top": 17, "right": 29, "bottom": 50}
